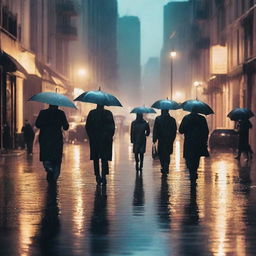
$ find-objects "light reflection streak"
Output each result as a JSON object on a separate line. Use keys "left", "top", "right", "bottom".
{"left": 71, "top": 145, "right": 85, "bottom": 234}
{"left": 17, "top": 165, "right": 42, "bottom": 256}
{"left": 175, "top": 139, "right": 181, "bottom": 171}
{"left": 210, "top": 160, "right": 228, "bottom": 256}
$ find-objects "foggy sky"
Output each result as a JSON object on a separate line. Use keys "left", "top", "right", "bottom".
{"left": 118, "top": 0, "right": 189, "bottom": 66}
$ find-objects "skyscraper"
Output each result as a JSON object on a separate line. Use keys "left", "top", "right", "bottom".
{"left": 83, "top": 0, "right": 118, "bottom": 92}
{"left": 160, "top": 1, "right": 192, "bottom": 100}
{"left": 118, "top": 16, "right": 141, "bottom": 106}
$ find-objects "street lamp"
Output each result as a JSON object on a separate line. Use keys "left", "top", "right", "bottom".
{"left": 77, "top": 68, "right": 88, "bottom": 77}
{"left": 193, "top": 81, "right": 202, "bottom": 100}
{"left": 169, "top": 51, "right": 177, "bottom": 100}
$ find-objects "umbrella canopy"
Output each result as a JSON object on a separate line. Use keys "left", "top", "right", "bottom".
{"left": 181, "top": 99, "right": 214, "bottom": 115}
{"left": 130, "top": 106, "right": 156, "bottom": 114}
{"left": 74, "top": 89, "right": 122, "bottom": 107}
{"left": 28, "top": 92, "right": 76, "bottom": 108}
{"left": 227, "top": 108, "right": 254, "bottom": 121}
{"left": 151, "top": 99, "right": 180, "bottom": 110}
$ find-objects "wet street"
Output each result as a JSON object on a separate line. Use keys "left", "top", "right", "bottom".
{"left": 1, "top": 132, "right": 256, "bottom": 256}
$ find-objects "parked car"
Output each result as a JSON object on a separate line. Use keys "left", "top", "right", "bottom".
{"left": 209, "top": 128, "right": 238, "bottom": 151}
{"left": 67, "top": 122, "right": 88, "bottom": 143}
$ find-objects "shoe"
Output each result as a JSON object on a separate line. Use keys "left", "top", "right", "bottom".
{"left": 102, "top": 176, "right": 107, "bottom": 185}
{"left": 96, "top": 175, "right": 102, "bottom": 185}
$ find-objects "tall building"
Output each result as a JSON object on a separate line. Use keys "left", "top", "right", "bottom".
{"left": 142, "top": 57, "right": 160, "bottom": 106}
{"left": 118, "top": 16, "right": 141, "bottom": 106}
{"left": 188, "top": 0, "right": 256, "bottom": 152}
{"left": 0, "top": 0, "right": 78, "bottom": 150}
{"left": 160, "top": 1, "right": 192, "bottom": 100}
{"left": 83, "top": 0, "right": 118, "bottom": 92}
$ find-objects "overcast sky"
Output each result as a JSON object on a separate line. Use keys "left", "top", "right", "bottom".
{"left": 118, "top": 0, "right": 188, "bottom": 66}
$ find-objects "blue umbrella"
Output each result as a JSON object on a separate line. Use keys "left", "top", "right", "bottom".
{"left": 227, "top": 108, "right": 254, "bottom": 121}
{"left": 130, "top": 106, "right": 156, "bottom": 114}
{"left": 181, "top": 99, "right": 214, "bottom": 115}
{"left": 151, "top": 99, "right": 180, "bottom": 110}
{"left": 28, "top": 92, "right": 76, "bottom": 108}
{"left": 74, "top": 89, "right": 122, "bottom": 107}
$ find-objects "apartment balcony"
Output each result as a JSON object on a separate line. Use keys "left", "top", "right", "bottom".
{"left": 57, "top": 24, "right": 77, "bottom": 40}
{"left": 195, "top": 37, "right": 210, "bottom": 49}
{"left": 57, "top": 1, "right": 78, "bottom": 17}
{"left": 1, "top": 6, "right": 17, "bottom": 38}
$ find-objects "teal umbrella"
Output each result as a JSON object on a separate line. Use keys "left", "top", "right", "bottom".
{"left": 130, "top": 106, "right": 156, "bottom": 114}
{"left": 181, "top": 99, "right": 214, "bottom": 115}
{"left": 151, "top": 99, "right": 180, "bottom": 110}
{"left": 28, "top": 92, "right": 76, "bottom": 108}
{"left": 227, "top": 108, "right": 254, "bottom": 121}
{"left": 74, "top": 89, "right": 122, "bottom": 107}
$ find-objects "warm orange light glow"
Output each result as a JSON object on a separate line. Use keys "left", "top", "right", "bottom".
{"left": 77, "top": 68, "right": 88, "bottom": 77}
{"left": 169, "top": 51, "right": 177, "bottom": 58}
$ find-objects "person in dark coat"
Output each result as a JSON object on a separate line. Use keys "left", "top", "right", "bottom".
{"left": 3, "top": 123, "right": 11, "bottom": 152}
{"left": 35, "top": 105, "right": 69, "bottom": 183}
{"left": 153, "top": 110, "right": 177, "bottom": 175}
{"left": 22, "top": 120, "right": 35, "bottom": 155}
{"left": 179, "top": 112, "right": 209, "bottom": 183}
{"left": 235, "top": 118, "right": 253, "bottom": 160}
{"left": 130, "top": 113, "right": 150, "bottom": 171}
{"left": 85, "top": 105, "right": 115, "bottom": 185}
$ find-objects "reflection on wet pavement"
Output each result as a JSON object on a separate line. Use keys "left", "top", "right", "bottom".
{"left": 0, "top": 133, "right": 256, "bottom": 255}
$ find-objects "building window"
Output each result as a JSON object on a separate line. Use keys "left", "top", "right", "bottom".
{"left": 243, "top": 15, "right": 253, "bottom": 59}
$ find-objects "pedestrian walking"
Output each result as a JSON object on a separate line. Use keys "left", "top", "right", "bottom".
{"left": 35, "top": 105, "right": 69, "bottom": 183}
{"left": 3, "top": 123, "right": 11, "bottom": 152}
{"left": 130, "top": 113, "right": 150, "bottom": 171}
{"left": 21, "top": 120, "right": 35, "bottom": 155}
{"left": 153, "top": 110, "right": 177, "bottom": 175}
{"left": 179, "top": 111, "right": 209, "bottom": 183}
{"left": 235, "top": 118, "right": 253, "bottom": 160}
{"left": 85, "top": 104, "right": 115, "bottom": 185}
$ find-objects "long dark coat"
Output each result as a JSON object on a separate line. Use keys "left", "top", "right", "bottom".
{"left": 130, "top": 119, "right": 150, "bottom": 154}
{"left": 153, "top": 113, "right": 177, "bottom": 156}
{"left": 85, "top": 108, "right": 115, "bottom": 161}
{"left": 35, "top": 108, "right": 69, "bottom": 162}
{"left": 237, "top": 119, "right": 252, "bottom": 151}
{"left": 179, "top": 113, "right": 209, "bottom": 159}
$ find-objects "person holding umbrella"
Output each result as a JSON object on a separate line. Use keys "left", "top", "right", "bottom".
{"left": 75, "top": 88, "right": 122, "bottom": 185}
{"left": 179, "top": 100, "right": 213, "bottom": 184}
{"left": 228, "top": 108, "right": 254, "bottom": 161}
{"left": 130, "top": 107, "right": 154, "bottom": 171}
{"left": 151, "top": 99, "right": 178, "bottom": 176}
{"left": 29, "top": 92, "right": 75, "bottom": 183}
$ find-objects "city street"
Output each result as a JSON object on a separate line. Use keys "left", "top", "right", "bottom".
{"left": 0, "top": 132, "right": 256, "bottom": 256}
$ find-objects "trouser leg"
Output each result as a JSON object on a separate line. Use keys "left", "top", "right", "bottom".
{"left": 139, "top": 153, "right": 144, "bottom": 169}
{"left": 52, "top": 161, "right": 61, "bottom": 181}
{"left": 186, "top": 157, "right": 200, "bottom": 181}
{"left": 135, "top": 153, "right": 139, "bottom": 170}
{"left": 93, "top": 159, "right": 100, "bottom": 176}
{"left": 27, "top": 140, "right": 33, "bottom": 154}
{"left": 101, "top": 159, "right": 109, "bottom": 176}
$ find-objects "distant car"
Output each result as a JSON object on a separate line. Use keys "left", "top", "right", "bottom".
{"left": 209, "top": 129, "right": 238, "bottom": 151}
{"left": 67, "top": 123, "right": 88, "bottom": 143}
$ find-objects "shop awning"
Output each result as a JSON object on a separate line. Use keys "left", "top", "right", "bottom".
{"left": 0, "top": 51, "right": 28, "bottom": 76}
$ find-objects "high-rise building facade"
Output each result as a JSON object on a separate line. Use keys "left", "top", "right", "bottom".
{"left": 117, "top": 16, "right": 141, "bottom": 106}
{"left": 83, "top": 0, "right": 118, "bottom": 92}
{"left": 0, "top": 0, "right": 78, "bottom": 149}
{"left": 160, "top": 1, "right": 192, "bottom": 100}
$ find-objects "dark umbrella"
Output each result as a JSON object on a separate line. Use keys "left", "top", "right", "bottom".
{"left": 28, "top": 92, "right": 76, "bottom": 108}
{"left": 151, "top": 99, "right": 180, "bottom": 110}
{"left": 130, "top": 106, "right": 156, "bottom": 114}
{"left": 227, "top": 108, "right": 254, "bottom": 121}
{"left": 181, "top": 99, "right": 214, "bottom": 115}
{"left": 74, "top": 89, "right": 122, "bottom": 107}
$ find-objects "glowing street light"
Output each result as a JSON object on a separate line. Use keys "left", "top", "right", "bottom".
{"left": 169, "top": 51, "right": 177, "bottom": 100}
{"left": 193, "top": 81, "right": 202, "bottom": 99}
{"left": 77, "top": 68, "right": 88, "bottom": 77}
